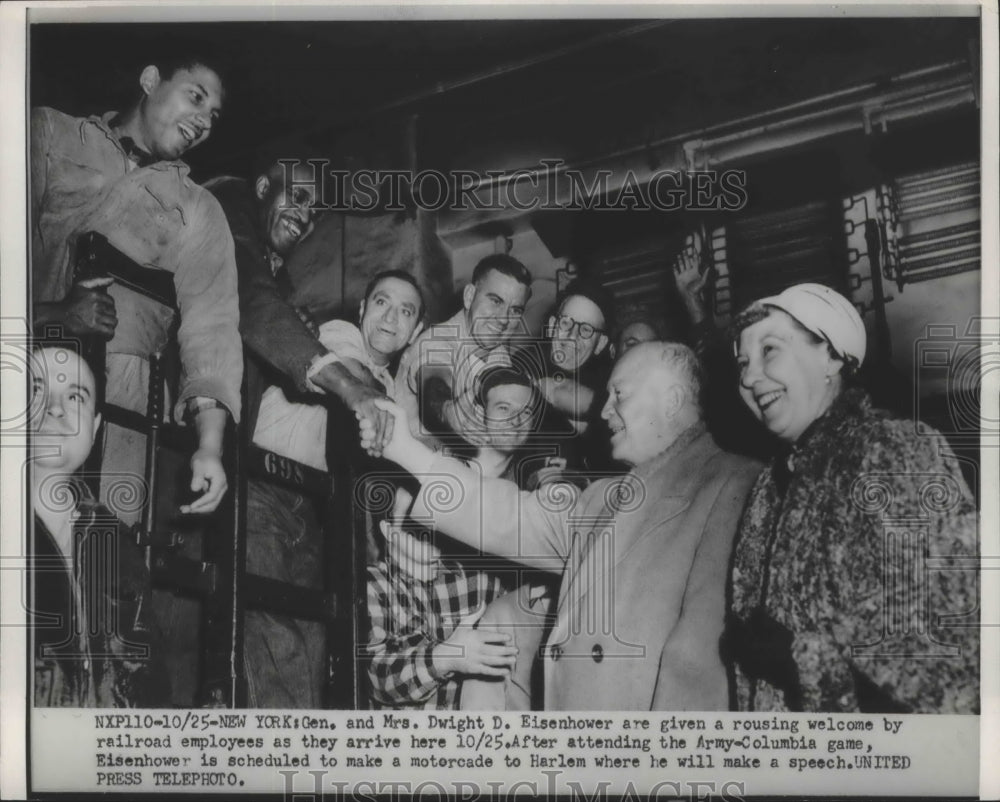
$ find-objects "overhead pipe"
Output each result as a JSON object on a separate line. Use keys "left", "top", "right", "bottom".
{"left": 683, "top": 58, "right": 972, "bottom": 147}
{"left": 896, "top": 162, "right": 979, "bottom": 186}
{"left": 443, "top": 59, "right": 975, "bottom": 202}
{"left": 694, "top": 75, "right": 975, "bottom": 167}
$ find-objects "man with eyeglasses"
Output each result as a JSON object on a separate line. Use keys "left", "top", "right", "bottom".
{"left": 535, "top": 279, "right": 617, "bottom": 473}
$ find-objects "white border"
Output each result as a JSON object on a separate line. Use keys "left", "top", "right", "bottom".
{"left": 976, "top": 1, "right": 999, "bottom": 799}
{"left": 2, "top": 2, "right": 997, "bottom": 799}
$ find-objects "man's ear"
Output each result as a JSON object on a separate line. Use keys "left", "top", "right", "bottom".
{"left": 358, "top": 299, "right": 366, "bottom": 326}
{"left": 662, "top": 384, "right": 684, "bottom": 419}
{"left": 254, "top": 175, "right": 271, "bottom": 202}
{"left": 90, "top": 413, "right": 103, "bottom": 447}
{"left": 407, "top": 320, "right": 425, "bottom": 345}
{"left": 139, "top": 65, "right": 161, "bottom": 96}
{"left": 594, "top": 333, "right": 609, "bottom": 356}
{"left": 462, "top": 283, "right": 476, "bottom": 311}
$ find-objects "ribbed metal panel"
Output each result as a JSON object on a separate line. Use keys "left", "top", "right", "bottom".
{"left": 880, "top": 162, "right": 980, "bottom": 289}
{"left": 724, "top": 198, "right": 850, "bottom": 311}
{"left": 590, "top": 242, "right": 674, "bottom": 308}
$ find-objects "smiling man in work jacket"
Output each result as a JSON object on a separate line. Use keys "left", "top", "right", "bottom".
{"left": 362, "top": 341, "right": 762, "bottom": 710}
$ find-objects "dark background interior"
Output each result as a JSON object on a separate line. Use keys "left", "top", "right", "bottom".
{"left": 30, "top": 17, "right": 979, "bottom": 181}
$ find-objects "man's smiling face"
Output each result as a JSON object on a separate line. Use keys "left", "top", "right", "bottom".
{"left": 29, "top": 347, "right": 101, "bottom": 475}
{"left": 600, "top": 343, "right": 676, "bottom": 467}
{"left": 257, "top": 163, "right": 318, "bottom": 257}
{"left": 463, "top": 269, "right": 529, "bottom": 350}
{"left": 360, "top": 276, "right": 424, "bottom": 366}
{"left": 138, "top": 64, "right": 223, "bottom": 160}
{"left": 483, "top": 381, "right": 535, "bottom": 454}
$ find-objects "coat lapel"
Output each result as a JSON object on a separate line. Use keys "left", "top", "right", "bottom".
{"left": 552, "top": 427, "right": 712, "bottom": 642}
{"left": 554, "top": 480, "right": 615, "bottom": 619}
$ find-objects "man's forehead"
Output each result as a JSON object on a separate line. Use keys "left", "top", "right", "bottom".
{"left": 33, "top": 348, "right": 95, "bottom": 390}
{"left": 487, "top": 382, "right": 532, "bottom": 403}
{"left": 370, "top": 277, "right": 420, "bottom": 304}
{"left": 172, "top": 65, "right": 224, "bottom": 94}
{"left": 622, "top": 320, "right": 656, "bottom": 338}
{"left": 477, "top": 270, "right": 527, "bottom": 298}
{"left": 559, "top": 294, "right": 605, "bottom": 325}
{"left": 271, "top": 163, "right": 319, "bottom": 195}
{"left": 612, "top": 345, "right": 662, "bottom": 384}
{"left": 286, "top": 164, "right": 319, "bottom": 187}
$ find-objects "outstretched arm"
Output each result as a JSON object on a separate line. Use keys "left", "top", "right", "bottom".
{"left": 310, "top": 359, "right": 394, "bottom": 458}
{"left": 206, "top": 174, "right": 325, "bottom": 393}
{"left": 417, "top": 367, "right": 492, "bottom": 448}
{"left": 181, "top": 407, "right": 229, "bottom": 515}
{"left": 360, "top": 399, "right": 575, "bottom": 570}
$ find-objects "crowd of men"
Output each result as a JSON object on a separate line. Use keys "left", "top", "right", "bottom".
{"left": 30, "top": 50, "right": 773, "bottom": 711}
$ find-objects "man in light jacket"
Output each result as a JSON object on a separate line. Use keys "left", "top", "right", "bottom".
{"left": 363, "top": 341, "right": 762, "bottom": 710}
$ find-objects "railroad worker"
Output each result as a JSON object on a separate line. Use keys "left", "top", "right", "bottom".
{"left": 210, "top": 158, "right": 426, "bottom": 706}
{"left": 31, "top": 53, "right": 241, "bottom": 517}
{"left": 394, "top": 254, "right": 532, "bottom": 450}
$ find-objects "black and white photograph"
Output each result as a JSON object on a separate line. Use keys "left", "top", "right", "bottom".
{"left": 0, "top": 2, "right": 996, "bottom": 799}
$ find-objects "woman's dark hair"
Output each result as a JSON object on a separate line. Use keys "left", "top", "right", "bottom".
{"left": 728, "top": 302, "right": 772, "bottom": 344}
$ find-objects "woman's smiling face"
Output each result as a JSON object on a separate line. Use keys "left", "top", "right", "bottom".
{"left": 736, "top": 308, "right": 840, "bottom": 444}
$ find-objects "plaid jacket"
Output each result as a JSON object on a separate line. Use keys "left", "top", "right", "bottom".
{"left": 365, "top": 555, "right": 504, "bottom": 709}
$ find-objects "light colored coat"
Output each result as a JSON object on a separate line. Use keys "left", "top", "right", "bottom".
{"left": 412, "top": 423, "right": 762, "bottom": 710}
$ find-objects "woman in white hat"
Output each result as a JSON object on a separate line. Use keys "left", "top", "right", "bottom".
{"left": 725, "top": 283, "right": 978, "bottom": 713}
